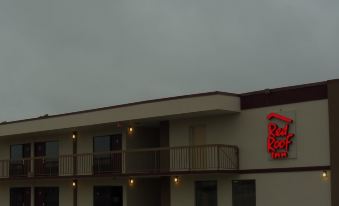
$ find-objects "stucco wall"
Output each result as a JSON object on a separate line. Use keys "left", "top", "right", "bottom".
{"left": 170, "top": 99, "right": 330, "bottom": 169}
{"left": 171, "top": 172, "right": 331, "bottom": 206}
{"left": 126, "top": 178, "right": 161, "bottom": 206}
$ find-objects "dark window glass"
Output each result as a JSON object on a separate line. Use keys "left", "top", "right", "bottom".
{"left": 94, "top": 136, "right": 111, "bottom": 152}
{"left": 35, "top": 187, "right": 59, "bottom": 206}
{"left": 10, "top": 187, "right": 31, "bottom": 206}
{"left": 94, "top": 186, "right": 123, "bottom": 206}
{"left": 10, "top": 145, "right": 23, "bottom": 160}
{"left": 34, "top": 142, "right": 59, "bottom": 176}
{"left": 195, "top": 181, "right": 217, "bottom": 206}
{"left": 46, "top": 142, "right": 59, "bottom": 157}
{"left": 232, "top": 180, "right": 256, "bottom": 206}
{"left": 10, "top": 144, "right": 31, "bottom": 177}
{"left": 93, "top": 135, "right": 122, "bottom": 174}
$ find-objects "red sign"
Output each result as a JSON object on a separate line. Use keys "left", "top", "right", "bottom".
{"left": 267, "top": 112, "right": 295, "bottom": 159}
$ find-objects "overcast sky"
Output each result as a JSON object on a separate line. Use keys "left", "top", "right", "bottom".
{"left": 0, "top": 0, "right": 338, "bottom": 122}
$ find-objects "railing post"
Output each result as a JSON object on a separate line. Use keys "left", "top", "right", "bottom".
{"left": 217, "top": 145, "right": 220, "bottom": 170}
{"left": 122, "top": 151, "right": 126, "bottom": 174}
{"left": 188, "top": 147, "right": 191, "bottom": 171}
{"left": 73, "top": 136, "right": 77, "bottom": 176}
{"left": 236, "top": 147, "right": 240, "bottom": 170}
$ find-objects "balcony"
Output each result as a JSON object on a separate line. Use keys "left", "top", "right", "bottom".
{"left": 0, "top": 144, "right": 239, "bottom": 179}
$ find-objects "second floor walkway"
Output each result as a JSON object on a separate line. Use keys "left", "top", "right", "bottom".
{"left": 0, "top": 144, "right": 239, "bottom": 180}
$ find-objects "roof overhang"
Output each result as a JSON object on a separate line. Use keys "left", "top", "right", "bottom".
{"left": 0, "top": 92, "right": 240, "bottom": 137}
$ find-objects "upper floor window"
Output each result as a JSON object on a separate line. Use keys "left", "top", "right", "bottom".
{"left": 93, "top": 134, "right": 122, "bottom": 174}
{"left": 10, "top": 144, "right": 30, "bottom": 160}
{"left": 9, "top": 144, "right": 31, "bottom": 177}
{"left": 34, "top": 141, "right": 59, "bottom": 157}
{"left": 94, "top": 136, "right": 111, "bottom": 152}
{"left": 93, "top": 134, "right": 122, "bottom": 152}
{"left": 34, "top": 141, "right": 59, "bottom": 176}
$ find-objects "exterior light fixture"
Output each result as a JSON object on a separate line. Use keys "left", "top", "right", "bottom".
{"left": 72, "top": 180, "right": 77, "bottom": 187}
{"left": 128, "top": 127, "right": 134, "bottom": 134}
{"left": 322, "top": 170, "right": 328, "bottom": 178}
{"left": 128, "top": 178, "right": 135, "bottom": 186}
{"left": 173, "top": 176, "right": 180, "bottom": 184}
{"left": 72, "top": 132, "right": 77, "bottom": 139}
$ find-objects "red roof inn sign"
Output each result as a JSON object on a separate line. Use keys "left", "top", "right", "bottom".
{"left": 267, "top": 112, "right": 295, "bottom": 159}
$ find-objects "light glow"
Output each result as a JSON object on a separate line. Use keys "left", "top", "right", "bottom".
{"left": 173, "top": 177, "right": 180, "bottom": 184}
{"left": 129, "top": 178, "right": 135, "bottom": 186}
{"left": 322, "top": 171, "right": 328, "bottom": 178}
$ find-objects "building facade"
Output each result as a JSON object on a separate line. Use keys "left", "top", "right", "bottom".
{"left": 0, "top": 79, "right": 338, "bottom": 206}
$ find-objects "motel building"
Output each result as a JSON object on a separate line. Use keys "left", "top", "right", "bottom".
{"left": 0, "top": 79, "right": 338, "bottom": 206}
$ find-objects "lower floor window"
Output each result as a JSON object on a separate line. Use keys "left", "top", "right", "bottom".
{"left": 10, "top": 187, "right": 59, "bottom": 206}
{"left": 35, "top": 187, "right": 59, "bottom": 206}
{"left": 94, "top": 186, "right": 123, "bottom": 206}
{"left": 195, "top": 181, "right": 217, "bottom": 206}
{"left": 10, "top": 187, "right": 31, "bottom": 206}
{"left": 232, "top": 180, "right": 256, "bottom": 206}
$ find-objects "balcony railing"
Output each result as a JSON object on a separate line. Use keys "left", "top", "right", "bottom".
{"left": 0, "top": 144, "right": 239, "bottom": 179}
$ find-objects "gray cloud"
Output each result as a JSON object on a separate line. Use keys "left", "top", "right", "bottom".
{"left": 0, "top": 0, "right": 338, "bottom": 121}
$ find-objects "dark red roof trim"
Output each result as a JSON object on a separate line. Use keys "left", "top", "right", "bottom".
{"left": 241, "top": 81, "right": 328, "bottom": 109}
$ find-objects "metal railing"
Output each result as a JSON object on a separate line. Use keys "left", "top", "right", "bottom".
{"left": 0, "top": 144, "right": 238, "bottom": 179}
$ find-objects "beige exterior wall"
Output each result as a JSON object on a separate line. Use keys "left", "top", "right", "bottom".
{"left": 170, "top": 99, "right": 330, "bottom": 169}
{"left": 171, "top": 172, "right": 331, "bottom": 206}
{"left": 0, "top": 97, "right": 332, "bottom": 206}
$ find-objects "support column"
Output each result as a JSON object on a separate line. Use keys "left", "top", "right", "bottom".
{"left": 72, "top": 132, "right": 78, "bottom": 206}
{"left": 328, "top": 79, "right": 339, "bottom": 206}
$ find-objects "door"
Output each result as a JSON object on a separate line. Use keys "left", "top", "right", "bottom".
{"left": 190, "top": 126, "right": 206, "bottom": 146}
{"left": 189, "top": 125, "right": 206, "bottom": 169}
{"left": 10, "top": 144, "right": 31, "bottom": 177}
{"left": 195, "top": 181, "right": 217, "bottom": 206}
{"left": 34, "top": 142, "right": 59, "bottom": 176}
{"left": 10, "top": 187, "right": 31, "bottom": 206}
{"left": 35, "top": 187, "right": 59, "bottom": 206}
{"left": 232, "top": 180, "right": 256, "bottom": 206}
{"left": 94, "top": 186, "right": 123, "bottom": 206}
{"left": 93, "top": 134, "right": 122, "bottom": 174}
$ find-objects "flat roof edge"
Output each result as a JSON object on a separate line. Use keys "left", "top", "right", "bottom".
{"left": 0, "top": 91, "right": 239, "bottom": 126}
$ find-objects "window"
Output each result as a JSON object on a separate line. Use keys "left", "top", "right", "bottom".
{"left": 10, "top": 144, "right": 31, "bottom": 177}
{"left": 94, "top": 186, "right": 123, "bottom": 206}
{"left": 11, "top": 145, "right": 23, "bottom": 160}
{"left": 34, "top": 141, "right": 59, "bottom": 176}
{"left": 195, "top": 181, "right": 217, "bottom": 206}
{"left": 10, "top": 187, "right": 31, "bottom": 206}
{"left": 46, "top": 141, "right": 59, "bottom": 158}
{"left": 93, "top": 135, "right": 122, "bottom": 174}
{"left": 232, "top": 180, "right": 256, "bottom": 206}
{"left": 34, "top": 141, "right": 59, "bottom": 157}
{"left": 94, "top": 136, "right": 111, "bottom": 152}
{"left": 35, "top": 187, "right": 59, "bottom": 206}
{"left": 10, "top": 144, "right": 30, "bottom": 160}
